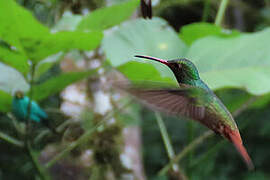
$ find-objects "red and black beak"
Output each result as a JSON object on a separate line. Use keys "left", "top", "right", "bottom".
{"left": 135, "top": 55, "right": 169, "bottom": 66}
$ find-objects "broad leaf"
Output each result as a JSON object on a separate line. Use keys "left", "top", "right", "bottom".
{"left": 32, "top": 70, "right": 98, "bottom": 101}
{"left": 118, "top": 61, "right": 177, "bottom": 85}
{"left": 0, "top": 63, "right": 29, "bottom": 94}
{"left": 0, "top": 44, "right": 29, "bottom": 75}
{"left": 0, "top": 0, "right": 49, "bottom": 50}
{"left": 179, "top": 22, "right": 240, "bottom": 45}
{"left": 186, "top": 28, "right": 270, "bottom": 95}
{"left": 23, "top": 31, "right": 103, "bottom": 63}
{"left": 78, "top": 0, "right": 139, "bottom": 31}
{"left": 0, "top": 90, "right": 12, "bottom": 112}
{"left": 103, "top": 18, "right": 187, "bottom": 76}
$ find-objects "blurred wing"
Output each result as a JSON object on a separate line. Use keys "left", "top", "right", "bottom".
{"left": 121, "top": 85, "right": 212, "bottom": 121}
{"left": 140, "top": 0, "right": 152, "bottom": 19}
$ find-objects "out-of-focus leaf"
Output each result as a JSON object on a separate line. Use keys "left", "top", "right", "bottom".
{"left": 179, "top": 23, "right": 240, "bottom": 45}
{"left": 0, "top": 0, "right": 49, "bottom": 50}
{"left": 186, "top": 28, "right": 270, "bottom": 95}
{"left": 78, "top": 0, "right": 139, "bottom": 31}
{"left": 118, "top": 61, "right": 177, "bottom": 85}
{"left": 0, "top": 44, "right": 29, "bottom": 75}
{"left": 23, "top": 31, "right": 103, "bottom": 62}
{"left": 0, "top": 63, "right": 29, "bottom": 94}
{"left": 244, "top": 171, "right": 270, "bottom": 180}
{"left": 0, "top": 90, "right": 12, "bottom": 112}
{"left": 35, "top": 53, "right": 63, "bottom": 78}
{"left": 32, "top": 70, "right": 98, "bottom": 101}
{"left": 53, "top": 13, "right": 82, "bottom": 31}
{"left": 103, "top": 18, "right": 187, "bottom": 70}
{"left": 215, "top": 89, "right": 252, "bottom": 112}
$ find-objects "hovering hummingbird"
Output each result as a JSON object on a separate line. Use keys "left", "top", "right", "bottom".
{"left": 140, "top": 0, "right": 152, "bottom": 19}
{"left": 12, "top": 91, "right": 57, "bottom": 134}
{"left": 120, "top": 55, "right": 254, "bottom": 170}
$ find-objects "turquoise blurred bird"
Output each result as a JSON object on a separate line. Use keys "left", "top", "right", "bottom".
{"left": 12, "top": 91, "right": 48, "bottom": 123}
{"left": 12, "top": 91, "right": 57, "bottom": 133}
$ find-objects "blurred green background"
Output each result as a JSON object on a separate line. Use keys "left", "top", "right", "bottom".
{"left": 0, "top": 0, "right": 270, "bottom": 179}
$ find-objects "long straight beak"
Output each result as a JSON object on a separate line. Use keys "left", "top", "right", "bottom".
{"left": 135, "top": 55, "right": 169, "bottom": 66}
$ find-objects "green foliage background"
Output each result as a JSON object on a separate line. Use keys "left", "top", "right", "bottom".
{"left": 0, "top": 0, "right": 270, "bottom": 179}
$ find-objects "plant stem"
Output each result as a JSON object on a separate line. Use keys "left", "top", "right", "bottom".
{"left": 25, "top": 63, "right": 48, "bottom": 180}
{"left": 202, "top": 0, "right": 211, "bottom": 22}
{"left": 155, "top": 112, "right": 188, "bottom": 179}
{"left": 186, "top": 121, "right": 194, "bottom": 172}
{"left": 155, "top": 112, "right": 175, "bottom": 160}
{"left": 158, "top": 96, "right": 256, "bottom": 175}
{"left": 45, "top": 101, "right": 131, "bottom": 169}
{"left": 0, "top": 131, "right": 24, "bottom": 147}
{"left": 159, "top": 130, "right": 213, "bottom": 176}
{"left": 214, "top": 0, "right": 229, "bottom": 26}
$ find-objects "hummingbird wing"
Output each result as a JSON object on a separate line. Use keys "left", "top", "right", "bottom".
{"left": 117, "top": 82, "right": 211, "bottom": 122}
{"left": 140, "top": 0, "right": 152, "bottom": 19}
{"left": 116, "top": 82, "right": 254, "bottom": 170}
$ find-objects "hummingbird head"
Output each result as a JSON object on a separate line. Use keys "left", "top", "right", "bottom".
{"left": 14, "top": 91, "right": 24, "bottom": 99}
{"left": 135, "top": 55, "right": 200, "bottom": 84}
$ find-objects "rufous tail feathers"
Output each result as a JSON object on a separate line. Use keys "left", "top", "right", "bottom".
{"left": 225, "top": 127, "right": 254, "bottom": 170}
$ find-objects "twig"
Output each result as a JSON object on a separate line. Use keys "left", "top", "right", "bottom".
{"left": 45, "top": 101, "right": 131, "bottom": 169}
{"left": 155, "top": 112, "right": 187, "bottom": 179}
{"left": 215, "top": 0, "right": 229, "bottom": 26}
{"left": 25, "top": 63, "right": 48, "bottom": 180}
{"left": 159, "top": 130, "right": 213, "bottom": 176}
{"left": 158, "top": 96, "right": 257, "bottom": 175}
{"left": 0, "top": 131, "right": 24, "bottom": 147}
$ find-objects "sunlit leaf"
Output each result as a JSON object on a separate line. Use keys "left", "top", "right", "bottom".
{"left": 23, "top": 31, "right": 103, "bottom": 63}
{"left": 186, "top": 28, "right": 270, "bottom": 95}
{"left": 0, "top": 44, "right": 29, "bottom": 75}
{"left": 78, "top": 0, "right": 139, "bottom": 31}
{"left": 0, "top": 0, "right": 49, "bottom": 50}
{"left": 103, "top": 18, "right": 187, "bottom": 71}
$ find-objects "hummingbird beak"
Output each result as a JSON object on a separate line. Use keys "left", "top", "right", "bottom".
{"left": 135, "top": 55, "right": 170, "bottom": 66}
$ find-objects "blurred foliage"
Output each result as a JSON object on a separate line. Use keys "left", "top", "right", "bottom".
{"left": 0, "top": 0, "right": 269, "bottom": 179}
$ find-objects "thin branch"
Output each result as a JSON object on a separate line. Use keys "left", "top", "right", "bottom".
{"left": 155, "top": 112, "right": 187, "bottom": 179}
{"left": 0, "top": 131, "right": 24, "bottom": 147}
{"left": 45, "top": 101, "right": 131, "bottom": 169}
{"left": 215, "top": 0, "right": 229, "bottom": 26}
{"left": 25, "top": 63, "right": 48, "bottom": 180}
{"left": 159, "top": 130, "right": 213, "bottom": 176}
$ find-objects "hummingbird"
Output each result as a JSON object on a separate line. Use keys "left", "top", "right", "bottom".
{"left": 140, "top": 0, "right": 152, "bottom": 19}
{"left": 120, "top": 55, "right": 254, "bottom": 170}
{"left": 12, "top": 91, "right": 57, "bottom": 134}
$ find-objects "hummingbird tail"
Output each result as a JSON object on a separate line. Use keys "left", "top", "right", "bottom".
{"left": 226, "top": 127, "right": 254, "bottom": 170}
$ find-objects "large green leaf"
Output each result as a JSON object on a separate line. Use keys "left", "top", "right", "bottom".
{"left": 103, "top": 18, "right": 187, "bottom": 78}
{"left": 103, "top": 18, "right": 187, "bottom": 84}
{"left": 0, "top": 90, "right": 12, "bottom": 112}
{"left": 118, "top": 61, "right": 177, "bottom": 85}
{"left": 0, "top": 44, "right": 29, "bottom": 75}
{"left": 0, "top": 0, "right": 49, "bottom": 50}
{"left": 32, "top": 70, "right": 98, "bottom": 101}
{"left": 22, "top": 31, "right": 103, "bottom": 63}
{"left": 179, "top": 22, "right": 240, "bottom": 46}
{"left": 186, "top": 28, "right": 270, "bottom": 95}
{"left": 78, "top": 0, "right": 139, "bottom": 31}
